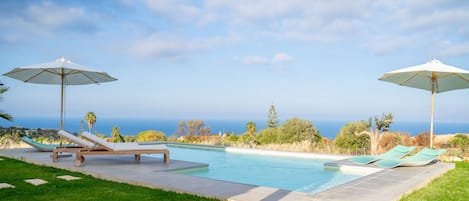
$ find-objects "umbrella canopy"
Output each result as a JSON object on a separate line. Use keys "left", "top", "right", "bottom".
{"left": 379, "top": 59, "right": 469, "bottom": 148}
{"left": 3, "top": 57, "right": 117, "bottom": 129}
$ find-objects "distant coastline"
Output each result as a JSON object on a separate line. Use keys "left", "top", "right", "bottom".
{"left": 2, "top": 117, "right": 469, "bottom": 139}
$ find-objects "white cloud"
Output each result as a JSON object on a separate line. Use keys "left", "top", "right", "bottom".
{"left": 130, "top": 34, "right": 242, "bottom": 58}
{"left": 145, "top": 0, "right": 201, "bottom": 23}
{"left": 242, "top": 56, "right": 269, "bottom": 65}
{"left": 362, "top": 35, "right": 416, "bottom": 55}
{"left": 0, "top": 1, "right": 99, "bottom": 42}
{"left": 272, "top": 53, "right": 293, "bottom": 63}
{"left": 399, "top": 9, "right": 469, "bottom": 31}
{"left": 241, "top": 53, "right": 294, "bottom": 65}
{"left": 141, "top": 0, "right": 369, "bottom": 43}
{"left": 25, "top": 1, "right": 98, "bottom": 33}
{"left": 437, "top": 41, "right": 469, "bottom": 57}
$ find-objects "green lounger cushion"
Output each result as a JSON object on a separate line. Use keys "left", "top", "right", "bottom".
{"left": 21, "top": 136, "right": 72, "bottom": 152}
{"left": 350, "top": 145, "right": 415, "bottom": 164}
{"left": 374, "top": 148, "right": 445, "bottom": 168}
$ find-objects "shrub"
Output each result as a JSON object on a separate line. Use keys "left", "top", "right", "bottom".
{"left": 237, "top": 133, "right": 251, "bottom": 143}
{"left": 227, "top": 134, "right": 239, "bottom": 142}
{"left": 379, "top": 132, "right": 412, "bottom": 153}
{"left": 111, "top": 126, "right": 125, "bottom": 142}
{"left": 167, "top": 136, "right": 178, "bottom": 142}
{"left": 136, "top": 130, "right": 166, "bottom": 142}
{"left": 95, "top": 133, "right": 107, "bottom": 139}
{"left": 450, "top": 134, "right": 469, "bottom": 153}
{"left": 124, "top": 135, "right": 136, "bottom": 142}
{"left": 413, "top": 132, "right": 431, "bottom": 147}
{"left": 278, "top": 118, "right": 322, "bottom": 144}
{"left": 334, "top": 121, "right": 368, "bottom": 150}
{"left": 256, "top": 128, "right": 280, "bottom": 144}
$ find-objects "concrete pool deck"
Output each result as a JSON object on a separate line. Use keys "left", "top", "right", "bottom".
{"left": 0, "top": 148, "right": 455, "bottom": 201}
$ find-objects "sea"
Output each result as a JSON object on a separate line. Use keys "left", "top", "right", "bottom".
{"left": 2, "top": 117, "right": 469, "bottom": 139}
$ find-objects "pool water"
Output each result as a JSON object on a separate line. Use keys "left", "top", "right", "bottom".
{"left": 158, "top": 146, "right": 362, "bottom": 194}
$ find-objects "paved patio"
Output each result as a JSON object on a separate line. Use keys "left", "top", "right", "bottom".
{"left": 0, "top": 148, "right": 454, "bottom": 201}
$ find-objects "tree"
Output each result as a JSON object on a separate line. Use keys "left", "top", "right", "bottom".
{"left": 246, "top": 121, "right": 257, "bottom": 139}
{"left": 278, "top": 118, "right": 322, "bottom": 144}
{"left": 187, "top": 120, "right": 205, "bottom": 136}
{"left": 173, "top": 121, "right": 187, "bottom": 137}
{"left": 84, "top": 112, "right": 96, "bottom": 133}
{"left": 0, "top": 85, "right": 13, "bottom": 121}
{"left": 334, "top": 121, "right": 369, "bottom": 150}
{"left": 266, "top": 103, "right": 279, "bottom": 128}
{"left": 111, "top": 126, "right": 125, "bottom": 142}
{"left": 136, "top": 130, "right": 166, "bottom": 142}
{"left": 199, "top": 127, "right": 211, "bottom": 136}
{"left": 450, "top": 134, "right": 469, "bottom": 153}
{"left": 358, "top": 113, "right": 393, "bottom": 155}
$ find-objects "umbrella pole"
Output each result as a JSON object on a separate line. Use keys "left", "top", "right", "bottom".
{"left": 430, "top": 88, "right": 434, "bottom": 149}
{"left": 60, "top": 68, "right": 64, "bottom": 130}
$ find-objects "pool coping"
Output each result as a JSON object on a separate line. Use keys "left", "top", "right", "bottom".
{"left": 0, "top": 147, "right": 455, "bottom": 201}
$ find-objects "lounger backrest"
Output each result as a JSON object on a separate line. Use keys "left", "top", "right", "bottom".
{"left": 411, "top": 148, "right": 445, "bottom": 161}
{"left": 381, "top": 145, "right": 415, "bottom": 158}
{"left": 21, "top": 136, "right": 57, "bottom": 149}
{"left": 81, "top": 132, "right": 115, "bottom": 150}
{"left": 58, "top": 130, "right": 95, "bottom": 148}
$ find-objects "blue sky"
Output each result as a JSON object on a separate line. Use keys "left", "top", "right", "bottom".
{"left": 1, "top": 0, "right": 469, "bottom": 123}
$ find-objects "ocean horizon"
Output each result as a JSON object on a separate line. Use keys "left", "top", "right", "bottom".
{"left": 2, "top": 117, "right": 469, "bottom": 139}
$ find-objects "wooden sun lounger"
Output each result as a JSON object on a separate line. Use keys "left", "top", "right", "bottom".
{"left": 76, "top": 132, "right": 169, "bottom": 167}
{"left": 53, "top": 130, "right": 104, "bottom": 163}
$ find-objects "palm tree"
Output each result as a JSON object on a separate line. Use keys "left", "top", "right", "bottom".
{"left": 85, "top": 112, "right": 97, "bottom": 133}
{"left": 0, "top": 84, "right": 13, "bottom": 121}
{"left": 246, "top": 121, "right": 257, "bottom": 139}
{"left": 111, "top": 126, "right": 125, "bottom": 142}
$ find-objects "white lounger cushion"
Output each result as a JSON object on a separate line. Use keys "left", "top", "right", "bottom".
{"left": 58, "top": 130, "right": 96, "bottom": 148}
{"left": 81, "top": 132, "right": 167, "bottom": 151}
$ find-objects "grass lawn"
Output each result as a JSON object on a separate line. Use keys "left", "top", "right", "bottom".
{"left": 400, "top": 162, "right": 469, "bottom": 201}
{"left": 0, "top": 157, "right": 221, "bottom": 201}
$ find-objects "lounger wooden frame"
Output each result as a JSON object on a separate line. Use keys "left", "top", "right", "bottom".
{"left": 54, "top": 130, "right": 170, "bottom": 166}
{"left": 74, "top": 148, "right": 170, "bottom": 167}
{"left": 52, "top": 146, "right": 106, "bottom": 163}
{"left": 76, "top": 132, "right": 170, "bottom": 167}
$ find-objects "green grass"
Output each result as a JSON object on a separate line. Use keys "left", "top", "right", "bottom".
{"left": 0, "top": 157, "right": 221, "bottom": 201}
{"left": 400, "top": 162, "right": 469, "bottom": 201}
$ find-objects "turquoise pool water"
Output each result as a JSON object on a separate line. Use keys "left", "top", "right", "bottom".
{"left": 160, "top": 145, "right": 362, "bottom": 194}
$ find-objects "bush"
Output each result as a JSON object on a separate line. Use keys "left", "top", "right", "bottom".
{"left": 256, "top": 128, "right": 280, "bottom": 144}
{"left": 379, "top": 132, "right": 412, "bottom": 153}
{"left": 124, "top": 135, "right": 136, "bottom": 142}
{"left": 136, "top": 130, "right": 166, "bottom": 142}
{"left": 95, "top": 133, "right": 107, "bottom": 139}
{"left": 227, "top": 134, "right": 239, "bottom": 142}
{"left": 111, "top": 126, "right": 125, "bottom": 142}
{"left": 334, "top": 121, "right": 369, "bottom": 150}
{"left": 413, "top": 132, "right": 431, "bottom": 146}
{"left": 167, "top": 136, "right": 178, "bottom": 142}
{"left": 450, "top": 134, "right": 469, "bottom": 153}
{"left": 237, "top": 133, "right": 251, "bottom": 143}
{"left": 278, "top": 118, "right": 322, "bottom": 144}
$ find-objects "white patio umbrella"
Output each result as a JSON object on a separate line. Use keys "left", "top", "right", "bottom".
{"left": 3, "top": 57, "right": 117, "bottom": 129}
{"left": 379, "top": 59, "right": 469, "bottom": 148}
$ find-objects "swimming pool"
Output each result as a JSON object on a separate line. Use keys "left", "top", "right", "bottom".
{"left": 157, "top": 145, "right": 364, "bottom": 194}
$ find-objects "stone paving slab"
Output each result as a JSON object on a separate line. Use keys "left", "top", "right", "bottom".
{"left": 0, "top": 148, "right": 455, "bottom": 201}
{"left": 57, "top": 175, "right": 81, "bottom": 181}
{"left": 0, "top": 183, "right": 15, "bottom": 189}
{"left": 24, "top": 179, "right": 48, "bottom": 186}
